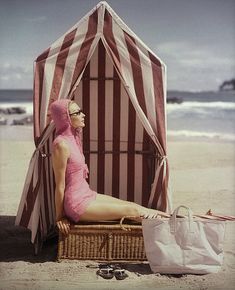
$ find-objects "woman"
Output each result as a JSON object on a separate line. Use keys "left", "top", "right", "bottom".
{"left": 50, "top": 99, "right": 169, "bottom": 235}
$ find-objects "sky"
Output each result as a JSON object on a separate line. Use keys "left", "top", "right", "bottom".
{"left": 0, "top": 0, "right": 234, "bottom": 91}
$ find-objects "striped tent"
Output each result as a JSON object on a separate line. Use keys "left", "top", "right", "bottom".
{"left": 15, "top": 1, "right": 172, "bottom": 251}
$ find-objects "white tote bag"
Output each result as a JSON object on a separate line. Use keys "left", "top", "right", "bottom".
{"left": 142, "top": 205, "right": 226, "bottom": 274}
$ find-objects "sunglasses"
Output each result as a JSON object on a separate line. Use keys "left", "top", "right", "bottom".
{"left": 69, "top": 109, "right": 83, "bottom": 116}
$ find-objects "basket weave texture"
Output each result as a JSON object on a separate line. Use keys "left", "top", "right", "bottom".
{"left": 57, "top": 218, "right": 147, "bottom": 261}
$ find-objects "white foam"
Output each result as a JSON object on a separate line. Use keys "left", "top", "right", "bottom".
{"left": 168, "top": 130, "right": 235, "bottom": 141}
{"left": 167, "top": 101, "right": 235, "bottom": 114}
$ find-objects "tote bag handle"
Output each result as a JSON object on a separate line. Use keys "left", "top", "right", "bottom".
{"left": 170, "top": 205, "right": 194, "bottom": 234}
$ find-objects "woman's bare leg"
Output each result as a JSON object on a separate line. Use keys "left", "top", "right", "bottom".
{"left": 79, "top": 193, "right": 169, "bottom": 221}
{"left": 95, "top": 194, "right": 169, "bottom": 216}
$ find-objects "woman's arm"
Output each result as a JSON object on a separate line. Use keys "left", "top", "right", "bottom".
{"left": 52, "top": 140, "right": 70, "bottom": 234}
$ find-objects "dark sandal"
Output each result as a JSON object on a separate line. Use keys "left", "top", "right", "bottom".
{"left": 98, "top": 263, "right": 118, "bottom": 269}
{"left": 114, "top": 268, "right": 128, "bottom": 280}
{"left": 96, "top": 267, "right": 114, "bottom": 279}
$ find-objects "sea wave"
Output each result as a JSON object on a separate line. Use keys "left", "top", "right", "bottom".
{"left": 167, "top": 101, "right": 235, "bottom": 113}
{"left": 168, "top": 130, "right": 235, "bottom": 141}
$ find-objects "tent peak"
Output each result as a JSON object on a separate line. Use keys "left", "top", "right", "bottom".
{"left": 97, "top": 1, "right": 110, "bottom": 8}
{"left": 96, "top": 1, "right": 115, "bottom": 13}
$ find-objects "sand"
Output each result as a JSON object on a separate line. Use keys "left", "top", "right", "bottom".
{"left": 0, "top": 130, "right": 235, "bottom": 290}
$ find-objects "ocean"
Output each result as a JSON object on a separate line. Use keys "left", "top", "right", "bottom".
{"left": 0, "top": 89, "right": 235, "bottom": 142}
{"left": 167, "top": 90, "right": 235, "bottom": 142}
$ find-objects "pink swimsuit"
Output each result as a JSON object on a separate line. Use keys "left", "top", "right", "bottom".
{"left": 50, "top": 99, "right": 96, "bottom": 222}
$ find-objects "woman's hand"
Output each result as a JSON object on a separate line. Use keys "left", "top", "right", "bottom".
{"left": 56, "top": 217, "right": 71, "bottom": 235}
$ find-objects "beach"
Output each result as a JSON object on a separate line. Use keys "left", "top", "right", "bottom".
{"left": 0, "top": 127, "right": 235, "bottom": 290}
{"left": 1, "top": 0, "right": 235, "bottom": 287}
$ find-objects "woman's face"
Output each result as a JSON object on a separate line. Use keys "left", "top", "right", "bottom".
{"left": 68, "top": 102, "right": 85, "bottom": 129}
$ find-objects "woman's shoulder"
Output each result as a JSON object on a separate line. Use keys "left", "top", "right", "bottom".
{"left": 52, "top": 136, "right": 70, "bottom": 152}
{"left": 52, "top": 138, "right": 70, "bottom": 162}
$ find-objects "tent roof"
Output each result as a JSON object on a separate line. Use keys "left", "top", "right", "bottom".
{"left": 36, "top": 1, "right": 165, "bottom": 67}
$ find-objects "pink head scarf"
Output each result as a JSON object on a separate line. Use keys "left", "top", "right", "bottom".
{"left": 50, "top": 99, "right": 74, "bottom": 136}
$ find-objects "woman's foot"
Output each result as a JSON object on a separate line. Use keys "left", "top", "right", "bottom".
{"left": 147, "top": 209, "right": 171, "bottom": 218}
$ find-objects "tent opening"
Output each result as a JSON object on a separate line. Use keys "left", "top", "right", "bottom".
{"left": 71, "top": 40, "right": 157, "bottom": 206}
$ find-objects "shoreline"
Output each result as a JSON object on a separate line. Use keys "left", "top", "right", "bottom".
{"left": 1, "top": 125, "right": 235, "bottom": 144}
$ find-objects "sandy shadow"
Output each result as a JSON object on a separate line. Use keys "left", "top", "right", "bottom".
{"left": 0, "top": 215, "right": 58, "bottom": 263}
{"left": 0, "top": 216, "right": 183, "bottom": 277}
{"left": 120, "top": 262, "right": 153, "bottom": 275}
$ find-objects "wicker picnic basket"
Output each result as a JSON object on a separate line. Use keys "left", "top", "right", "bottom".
{"left": 57, "top": 217, "right": 147, "bottom": 262}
